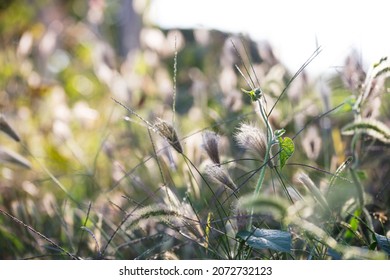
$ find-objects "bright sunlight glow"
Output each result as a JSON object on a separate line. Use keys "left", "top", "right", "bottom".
{"left": 149, "top": 0, "right": 389, "bottom": 77}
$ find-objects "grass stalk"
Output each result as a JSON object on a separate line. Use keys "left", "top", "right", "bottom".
{"left": 247, "top": 98, "right": 274, "bottom": 230}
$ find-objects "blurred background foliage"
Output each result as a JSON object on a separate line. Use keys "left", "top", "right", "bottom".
{"left": 0, "top": 0, "right": 389, "bottom": 259}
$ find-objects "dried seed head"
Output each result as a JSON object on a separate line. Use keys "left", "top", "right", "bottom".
{"left": 205, "top": 164, "right": 237, "bottom": 192}
{"left": 342, "top": 51, "right": 366, "bottom": 91}
{"left": 234, "top": 122, "right": 267, "bottom": 160}
{"left": 202, "top": 130, "right": 220, "bottom": 165}
{"left": 154, "top": 118, "right": 183, "bottom": 154}
{"left": 302, "top": 126, "right": 322, "bottom": 161}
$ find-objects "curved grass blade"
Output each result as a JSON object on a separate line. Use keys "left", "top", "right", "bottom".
{"left": 0, "top": 114, "right": 20, "bottom": 142}
{"left": 327, "top": 156, "right": 353, "bottom": 192}
{"left": 0, "top": 146, "right": 31, "bottom": 169}
{"left": 268, "top": 46, "right": 322, "bottom": 118}
{"left": 0, "top": 208, "right": 79, "bottom": 260}
{"left": 80, "top": 226, "right": 102, "bottom": 258}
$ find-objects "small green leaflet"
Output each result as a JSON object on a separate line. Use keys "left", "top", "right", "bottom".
{"left": 339, "top": 96, "right": 356, "bottom": 113}
{"left": 241, "top": 88, "right": 262, "bottom": 102}
{"left": 344, "top": 208, "right": 361, "bottom": 240}
{"left": 279, "top": 136, "right": 294, "bottom": 169}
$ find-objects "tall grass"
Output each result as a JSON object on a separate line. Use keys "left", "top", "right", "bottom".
{"left": 0, "top": 8, "right": 389, "bottom": 259}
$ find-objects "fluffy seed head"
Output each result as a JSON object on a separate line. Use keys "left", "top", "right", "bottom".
{"left": 234, "top": 122, "right": 267, "bottom": 160}
{"left": 205, "top": 164, "right": 237, "bottom": 192}
{"left": 154, "top": 118, "right": 183, "bottom": 154}
{"left": 202, "top": 130, "right": 220, "bottom": 165}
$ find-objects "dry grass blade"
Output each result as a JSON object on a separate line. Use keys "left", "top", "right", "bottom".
{"left": 80, "top": 226, "right": 102, "bottom": 258}
{"left": 0, "top": 208, "right": 79, "bottom": 259}
{"left": 0, "top": 114, "right": 20, "bottom": 142}
{"left": 0, "top": 146, "right": 31, "bottom": 169}
{"left": 268, "top": 46, "right": 322, "bottom": 117}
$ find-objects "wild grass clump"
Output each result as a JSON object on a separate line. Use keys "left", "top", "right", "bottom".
{"left": 0, "top": 2, "right": 389, "bottom": 260}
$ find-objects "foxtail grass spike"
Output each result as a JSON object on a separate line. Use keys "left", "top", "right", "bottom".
{"left": 154, "top": 118, "right": 183, "bottom": 154}
{"left": 202, "top": 130, "right": 220, "bottom": 165}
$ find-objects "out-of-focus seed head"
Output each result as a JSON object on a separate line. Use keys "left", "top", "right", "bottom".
{"left": 234, "top": 122, "right": 267, "bottom": 161}
{"left": 202, "top": 130, "right": 220, "bottom": 165}
{"left": 234, "top": 207, "right": 249, "bottom": 232}
{"left": 154, "top": 118, "right": 183, "bottom": 154}
{"left": 204, "top": 164, "right": 237, "bottom": 192}
{"left": 302, "top": 126, "right": 322, "bottom": 161}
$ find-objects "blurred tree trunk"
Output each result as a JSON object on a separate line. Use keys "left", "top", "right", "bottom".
{"left": 117, "top": 0, "right": 141, "bottom": 56}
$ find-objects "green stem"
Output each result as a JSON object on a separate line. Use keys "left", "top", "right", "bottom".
{"left": 347, "top": 105, "right": 376, "bottom": 245}
{"left": 350, "top": 133, "right": 360, "bottom": 169}
{"left": 247, "top": 99, "right": 274, "bottom": 230}
{"left": 259, "top": 99, "right": 274, "bottom": 145}
{"left": 254, "top": 145, "right": 271, "bottom": 195}
{"left": 350, "top": 156, "right": 374, "bottom": 244}
{"left": 349, "top": 168, "right": 365, "bottom": 209}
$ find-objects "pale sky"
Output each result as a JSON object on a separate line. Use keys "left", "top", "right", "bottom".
{"left": 149, "top": 0, "right": 389, "bottom": 77}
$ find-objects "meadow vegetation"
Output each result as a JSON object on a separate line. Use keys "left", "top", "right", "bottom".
{"left": 0, "top": 1, "right": 389, "bottom": 259}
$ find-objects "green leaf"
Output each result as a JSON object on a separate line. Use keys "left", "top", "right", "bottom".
{"left": 356, "top": 170, "right": 367, "bottom": 180}
{"left": 344, "top": 209, "right": 361, "bottom": 241}
{"left": 341, "top": 119, "right": 390, "bottom": 144}
{"left": 279, "top": 136, "right": 294, "bottom": 169}
{"left": 237, "top": 228, "right": 291, "bottom": 253}
{"left": 339, "top": 96, "right": 356, "bottom": 113}
{"left": 374, "top": 233, "right": 390, "bottom": 255}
